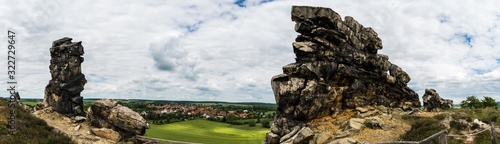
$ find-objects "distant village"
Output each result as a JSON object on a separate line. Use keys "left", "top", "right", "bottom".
{"left": 137, "top": 103, "right": 276, "bottom": 125}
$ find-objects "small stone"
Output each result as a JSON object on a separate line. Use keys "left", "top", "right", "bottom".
{"left": 91, "top": 128, "right": 122, "bottom": 141}
{"left": 355, "top": 107, "right": 368, "bottom": 113}
{"left": 74, "top": 124, "right": 81, "bottom": 131}
{"left": 365, "top": 117, "right": 385, "bottom": 129}
{"left": 292, "top": 127, "right": 314, "bottom": 144}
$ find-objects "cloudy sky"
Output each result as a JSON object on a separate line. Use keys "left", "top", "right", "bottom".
{"left": 1, "top": 0, "right": 500, "bottom": 103}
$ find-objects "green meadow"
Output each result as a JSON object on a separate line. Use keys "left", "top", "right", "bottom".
{"left": 145, "top": 119, "right": 269, "bottom": 144}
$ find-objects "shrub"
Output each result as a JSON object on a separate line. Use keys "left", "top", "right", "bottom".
{"left": 473, "top": 130, "right": 500, "bottom": 144}
{"left": 476, "top": 107, "right": 500, "bottom": 124}
{"left": 400, "top": 116, "right": 445, "bottom": 141}
{"left": 262, "top": 119, "right": 271, "bottom": 128}
{"left": 449, "top": 120, "right": 467, "bottom": 130}
{"left": 471, "top": 123, "right": 480, "bottom": 130}
{"left": 0, "top": 98, "right": 73, "bottom": 144}
{"left": 433, "top": 114, "right": 448, "bottom": 120}
{"left": 249, "top": 120, "right": 256, "bottom": 127}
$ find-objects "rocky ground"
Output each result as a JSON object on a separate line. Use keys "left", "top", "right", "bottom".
{"left": 33, "top": 107, "right": 116, "bottom": 144}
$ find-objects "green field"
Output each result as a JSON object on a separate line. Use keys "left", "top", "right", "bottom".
{"left": 145, "top": 119, "right": 269, "bottom": 144}
{"left": 22, "top": 101, "right": 39, "bottom": 107}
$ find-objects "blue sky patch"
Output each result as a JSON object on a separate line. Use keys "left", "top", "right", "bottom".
{"left": 455, "top": 33, "right": 473, "bottom": 47}
{"left": 234, "top": 0, "right": 246, "bottom": 7}
{"left": 474, "top": 69, "right": 491, "bottom": 75}
{"left": 180, "top": 21, "right": 204, "bottom": 33}
{"left": 234, "top": 0, "right": 274, "bottom": 7}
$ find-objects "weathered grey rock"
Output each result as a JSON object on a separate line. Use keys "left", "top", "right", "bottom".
{"left": 74, "top": 124, "right": 81, "bottom": 131}
{"left": 364, "top": 117, "right": 385, "bottom": 129}
{"left": 87, "top": 99, "right": 149, "bottom": 139}
{"left": 72, "top": 116, "right": 86, "bottom": 123}
{"left": 43, "top": 37, "right": 86, "bottom": 116}
{"left": 292, "top": 127, "right": 314, "bottom": 144}
{"left": 327, "top": 138, "right": 366, "bottom": 144}
{"left": 266, "top": 6, "right": 421, "bottom": 143}
{"left": 35, "top": 101, "right": 44, "bottom": 111}
{"left": 334, "top": 118, "right": 365, "bottom": 138}
{"left": 422, "top": 89, "right": 453, "bottom": 112}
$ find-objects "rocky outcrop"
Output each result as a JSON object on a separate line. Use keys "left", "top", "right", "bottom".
{"left": 87, "top": 99, "right": 149, "bottom": 140}
{"left": 266, "top": 6, "right": 421, "bottom": 143}
{"left": 422, "top": 89, "right": 453, "bottom": 112}
{"left": 44, "top": 37, "right": 87, "bottom": 116}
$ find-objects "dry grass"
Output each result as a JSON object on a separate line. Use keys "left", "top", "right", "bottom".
{"left": 0, "top": 98, "right": 74, "bottom": 144}
{"left": 352, "top": 115, "right": 411, "bottom": 143}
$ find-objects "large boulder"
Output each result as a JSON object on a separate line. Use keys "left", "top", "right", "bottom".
{"left": 44, "top": 37, "right": 87, "bottom": 116}
{"left": 266, "top": 6, "right": 421, "bottom": 143}
{"left": 422, "top": 89, "right": 453, "bottom": 111}
{"left": 87, "top": 99, "right": 149, "bottom": 140}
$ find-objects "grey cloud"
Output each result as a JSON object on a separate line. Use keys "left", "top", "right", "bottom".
{"left": 150, "top": 38, "right": 186, "bottom": 71}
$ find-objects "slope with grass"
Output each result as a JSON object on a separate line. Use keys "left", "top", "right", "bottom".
{"left": 145, "top": 119, "right": 269, "bottom": 144}
{"left": 0, "top": 98, "right": 74, "bottom": 144}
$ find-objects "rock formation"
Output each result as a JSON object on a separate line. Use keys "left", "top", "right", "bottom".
{"left": 87, "top": 99, "right": 149, "bottom": 140}
{"left": 44, "top": 37, "right": 87, "bottom": 116}
{"left": 266, "top": 6, "right": 421, "bottom": 143}
{"left": 422, "top": 89, "right": 453, "bottom": 111}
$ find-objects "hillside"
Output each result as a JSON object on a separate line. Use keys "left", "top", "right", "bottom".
{"left": 0, "top": 98, "right": 74, "bottom": 144}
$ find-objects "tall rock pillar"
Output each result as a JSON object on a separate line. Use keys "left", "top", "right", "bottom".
{"left": 44, "top": 37, "right": 87, "bottom": 116}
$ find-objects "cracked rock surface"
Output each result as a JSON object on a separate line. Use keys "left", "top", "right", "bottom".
{"left": 266, "top": 6, "right": 420, "bottom": 144}
{"left": 44, "top": 37, "right": 87, "bottom": 116}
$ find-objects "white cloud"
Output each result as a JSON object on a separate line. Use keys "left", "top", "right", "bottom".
{"left": 1, "top": 0, "right": 500, "bottom": 104}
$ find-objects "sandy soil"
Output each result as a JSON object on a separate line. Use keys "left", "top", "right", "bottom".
{"left": 32, "top": 107, "right": 117, "bottom": 144}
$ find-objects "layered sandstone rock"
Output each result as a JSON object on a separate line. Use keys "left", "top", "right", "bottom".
{"left": 422, "top": 89, "right": 453, "bottom": 112}
{"left": 44, "top": 37, "right": 87, "bottom": 116}
{"left": 87, "top": 99, "right": 149, "bottom": 140}
{"left": 266, "top": 6, "right": 421, "bottom": 143}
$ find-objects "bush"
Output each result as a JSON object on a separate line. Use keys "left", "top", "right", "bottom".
{"left": 473, "top": 130, "right": 500, "bottom": 144}
{"left": 471, "top": 123, "right": 480, "bottom": 130}
{"left": 262, "top": 119, "right": 271, "bottom": 128}
{"left": 476, "top": 107, "right": 500, "bottom": 124}
{"left": 249, "top": 120, "right": 256, "bottom": 127}
{"left": 449, "top": 120, "right": 467, "bottom": 130}
{"left": 400, "top": 116, "right": 445, "bottom": 141}
{"left": 433, "top": 114, "right": 448, "bottom": 120}
{"left": 0, "top": 99, "right": 73, "bottom": 144}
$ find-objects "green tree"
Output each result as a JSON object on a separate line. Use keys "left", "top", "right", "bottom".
{"left": 226, "top": 115, "right": 236, "bottom": 123}
{"left": 482, "top": 96, "right": 498, "bottom": 108}
{"left": 460, "top": 96, "right": 482, "bottom": 109}
{"left": 262, "top": 119, "right": 271, "bottom": 128}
